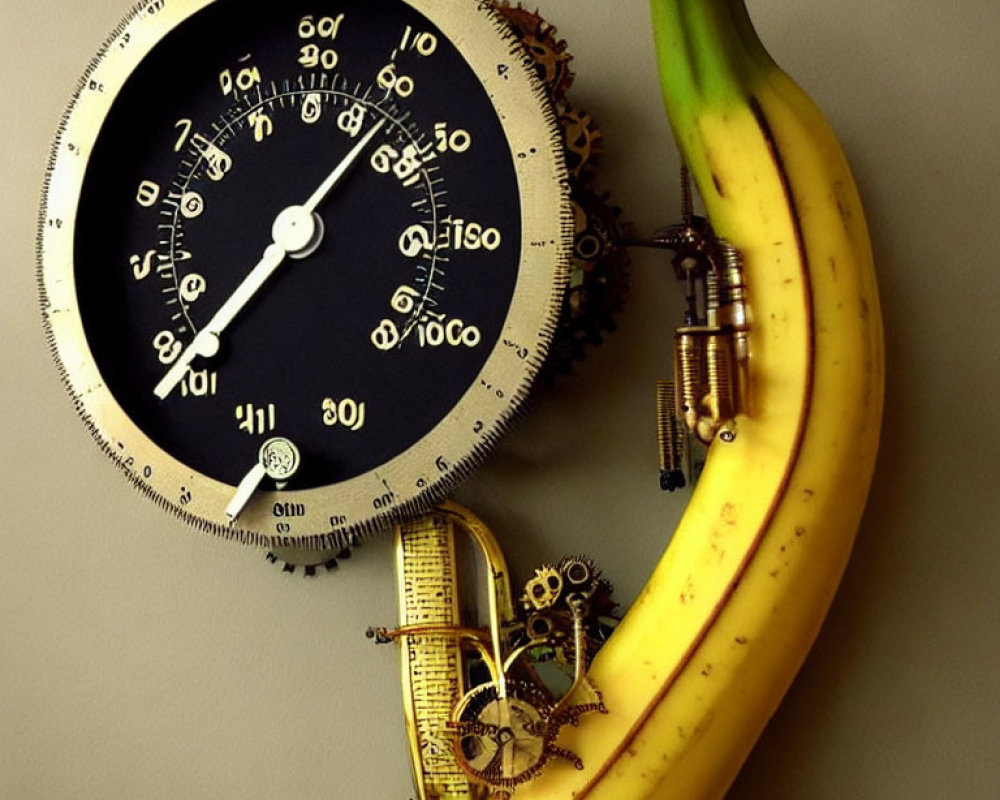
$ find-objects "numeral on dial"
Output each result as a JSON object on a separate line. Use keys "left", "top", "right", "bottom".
{"left": 137, "top": 180, "right": 160, "bottom": 207}
{"left": 376, "top": 63, "right": 414, "bottom": 97}
{"left": 445, "top": 218, "right": 501, "bottom": 251}
{"left": 236, "top": 403, "right": 277, "bottom": 435}
{"left": 322, "top": 397, "right": 366, "bottom": 431}
{"left": 434, "top": 123, "right": 471, "bottom": 153}
{"left": 399, "top": 26, "right": 438, "bottom": 56}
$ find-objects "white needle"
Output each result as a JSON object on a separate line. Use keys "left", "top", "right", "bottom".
{"left": 155, "top": 243, "right": 285, "bottom": 399}
{"left": 303, "top": 118, "right": 386, "bottom": 212}
{"left": 154, "top": 117, "right": 387, "bottom": 400}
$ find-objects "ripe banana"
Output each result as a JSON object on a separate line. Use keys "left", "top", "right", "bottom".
{"left": 513, "top": 1, "right": 884, "bottom": 798}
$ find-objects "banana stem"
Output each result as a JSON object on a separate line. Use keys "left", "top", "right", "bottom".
{"left": 649, "top": 0, "right": 778, "bottom": 208}
{"left": 650, "top": 0, "right": 771, "bottom": 105}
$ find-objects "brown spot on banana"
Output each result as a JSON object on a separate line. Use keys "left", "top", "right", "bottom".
{"left": 712, "top": 172, "right": 726, "bottom": 196}
{"left": 833, "top": 178, "right": 855, "bottom": 232}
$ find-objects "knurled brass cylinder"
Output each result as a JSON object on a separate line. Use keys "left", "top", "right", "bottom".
{"left": 705, "top": 268, "right": 721, "bottom": 327}
{"left": 656, "top": 380, "right": 686, "bottom": 490}
{"left": 706, "top": 332, "right": 736, "bottom": 424}
{"left": 674, "top": 329, "right": 704, "bottom": 433}
{"left": 714, "top": 241, "right": 749, "bottom": 341}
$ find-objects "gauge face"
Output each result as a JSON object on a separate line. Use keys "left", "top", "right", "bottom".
{"left": 39, "top": 0, "right": 570, "bottom": 546}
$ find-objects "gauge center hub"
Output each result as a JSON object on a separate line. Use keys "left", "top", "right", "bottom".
{"left": 272, "top": 206, "right": 325, "bottom": 259}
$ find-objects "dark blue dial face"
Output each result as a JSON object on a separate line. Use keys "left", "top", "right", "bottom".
{"left": 75, "top": 0, "right": 523, "bottom": 490}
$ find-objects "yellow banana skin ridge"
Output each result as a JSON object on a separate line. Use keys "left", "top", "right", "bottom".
{"left": 514, "top": 1, "right": 884, "bottom": 798}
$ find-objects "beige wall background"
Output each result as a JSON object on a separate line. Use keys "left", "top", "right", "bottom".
{"left": 2, "top": 1, "right": 998, "bottom": 798}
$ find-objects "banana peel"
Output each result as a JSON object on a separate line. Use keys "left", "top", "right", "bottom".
{"left": 512, "top": 1, "right": 884, "bottom": 798}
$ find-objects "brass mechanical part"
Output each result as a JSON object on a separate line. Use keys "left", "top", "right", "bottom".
{"left": 706, "top": 331, "right": 736, "bottom": 431}
{"left": 449, "top": 680, "right": 597, "bottom": 798}
{"left": 493, "top": 3, "right": 574, "bottom": 102}
{"left": 675, "top": 327, "right": 706, "bottom": 434}
{"left": 646, "top": 170, "right": 750, "bottom": 487}
{"left": 521, "top": 566, "right": 564, "bottom": 612}
{"left": 513, "top": 556, "right": 617, "bottom": 676}
{"left": 382, "top": 503, "right": 516, "bottom": 800}
{"left": 395, "top": 513, "right": 474, "bottom": 800}
{"left": 451, "top": 681, "right": 556, "bottom": 793}
{"left": 558, "top": 103, "right": 603, "bottom": 181}
{"left": 450, "top": 554, "right": 611, "bottom": 796}
{"left": 377, "top": 503, "right": 615, "bottom": 799}
{"left": 656, "top": 380, "right": 686, "bottom": 491}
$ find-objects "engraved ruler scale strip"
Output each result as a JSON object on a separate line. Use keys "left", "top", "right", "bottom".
{"left": 395, "top": 512, "right": 484, "bottom": 800}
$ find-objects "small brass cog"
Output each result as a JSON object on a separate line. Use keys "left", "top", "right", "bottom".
{"left": 521, "top": 565, "right": 564, "bottom": 611}
{"left": 558, "top": 103, "right": 603, "bottom": 182}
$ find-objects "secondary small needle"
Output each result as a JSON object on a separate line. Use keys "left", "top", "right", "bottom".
{"left": 226, "top": 437, "right": 301, "bottom": 523}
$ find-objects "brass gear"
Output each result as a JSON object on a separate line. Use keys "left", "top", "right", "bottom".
{"left": 521, "top": 565, "right": 564, "bottom": 611}
{"left": 450, "top": 680, "right": 574, "bottom": 795}
{"left": 558, "top": 102, "right": 603, "bottom": 182}
{"left": 493, "top": 3, "right": 574, "bottom": 101}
